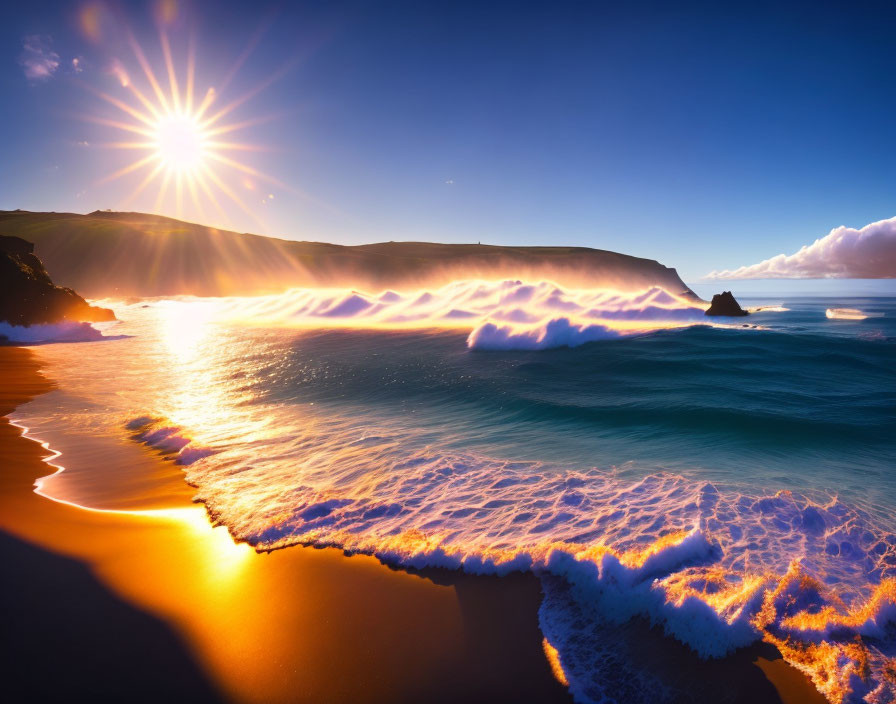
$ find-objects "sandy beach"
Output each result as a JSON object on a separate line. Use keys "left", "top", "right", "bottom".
{"left": 0, "top": 345, "right": 827, "bottom": 703}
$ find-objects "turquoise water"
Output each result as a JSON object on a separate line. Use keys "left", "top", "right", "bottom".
{"left": 14, "top": 290, "right": 896, "bottom": 703}
{"left": 252, "top": 297, "right": 895, "bottom": 507}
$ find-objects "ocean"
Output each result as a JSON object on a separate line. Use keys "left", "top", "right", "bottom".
{"left": 11, "top": 282, "right": 896, "bottom": 703}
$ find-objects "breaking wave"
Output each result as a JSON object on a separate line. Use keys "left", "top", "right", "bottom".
{"left": 131, "top": 404, "right": 896, "bottom": 703}
{"left": 826, "top": 308, "right": 883, "bottom": 321}
{"left": 29, "top": 289, "right": 894, "bottom": 703}
{"left": 204, "top": 280, "right": 710, "bottom": 350}
{"left": 126, "top": 416, "right": 216, "bottom": 465}
{"left": 0, "top": 320, "right": 110, "bottom": 344}
{"left": 748, "top": 304, "right": 790, "bottom": 313}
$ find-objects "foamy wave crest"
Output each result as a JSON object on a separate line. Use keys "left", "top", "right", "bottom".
{"left": 0, "top": 320, "right": 108, "bottom": 344}
{"left": 126, "top": 416, "right": 216, "bottom": 465}
{"left": 166, "top": 406, "right": 896, "bottom": 703}
{"left": 748, "top": 305, "right": 790, "bottom": 313}
{"left": 468, "top": 318, "right": 621, "bottom": 350}
{"left": 826, "top": 308, "right": 884, "bottom": 321}
{"left": 203, "top": 280, "right": 709, "bottom": 350}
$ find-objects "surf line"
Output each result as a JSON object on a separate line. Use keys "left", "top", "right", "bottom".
{"left": 7, "top": 415, "right": 250, "bottom": 551}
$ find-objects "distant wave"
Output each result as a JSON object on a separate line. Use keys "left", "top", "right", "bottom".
{"left": 826, "top": 307, "right": 883, "bottom": 321}
{"left": 198, "top": 280, "right": 711, "bottom": 350}
{"left": 0, "top": 320, "right": 109, "bottom": 344}
{"left": 747, "top": 304, "right": 790, "bottom": 313}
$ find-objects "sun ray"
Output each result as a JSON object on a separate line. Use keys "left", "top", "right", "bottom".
{"left": 87, "top": 27, "right": 290, "bottom": 228}
{"left": 199, "top": 57, "right": 298, "bottom": 129}
{"left": 96, "top": 154, "right": 159, "bottom": 185}
{"left": 126, "top": 82, "right": 164, "bottom": 122}
{"left": 185, "top": 35, "right": 197, "bottom": 114}
{"left": 201, "top": 163, "right": 251, "bottom": 210}
{"left": 82, "top": 115, "right": 156, "bottom": 138}
{"left": 200, "top": 163, "right": 266, "bottom": 228}
{"left": 160, "top": 30, "right": 182, "bottom": 114}
{"left": 202, "top": 113, "right": 282, "bottom": 138}
{"left": 204, "top": 152, "right": 292, "bottom": 191}
{"left": 90, "top": 87, "right": 157, "bottom": 126}
{"left": 121, "top": 160, "right": 167, "bottom": 209}
{"left": 186, "top": 169, "right": 208, "bottom": 222}
{"left": 193, "top": 167, "right": 228, "bottom": 220}
{"left": 154, "top": 167, "right": 173, "bottom": 212}
{"left": 175, "top": 169, "right": 184, "bottom": 217}
{"left": 193, "top": 87, "right": 217, "bottom": 123}
{"left": 203, "top": 141, "right": 271, "bottom": 152}
{"left": 93, "top": 141, "right": 157, "bottom": 150}
{"left": 128, "top": 31, "right": 171, "bottom": 114}
{"left": 193, "top": 14, "right": 274, "bottom": 122}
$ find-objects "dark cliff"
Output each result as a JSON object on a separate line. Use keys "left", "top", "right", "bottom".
{"left": 0, "top": 235, "right": 115, "bottom": 326}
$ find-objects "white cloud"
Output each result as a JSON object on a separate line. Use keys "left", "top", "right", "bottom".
{"left": 20, "top": 35, "right": 60, "bottom": 81}
{"left": 706, "top": 216, "right": 896, "bottom": 280}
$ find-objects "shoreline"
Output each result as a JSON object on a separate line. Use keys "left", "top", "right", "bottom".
{"left": 0, "top": 346, "right": 571, "bottom": 703}
{"left": 0, "top": 346, "right": 826, "bottom": 703}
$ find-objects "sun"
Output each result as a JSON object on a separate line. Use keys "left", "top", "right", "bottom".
{"left": 87, "top": 27, "right": 286, "bottom": 226}
{"left": 153, "top": 114, "right": 207, "bottom": 171}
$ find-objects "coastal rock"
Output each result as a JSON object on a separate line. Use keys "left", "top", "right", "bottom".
{"left": 0, "top": 235, "right": 115, "bottom": 327}
{"left": 705, "top": 291, "right": 748, "bottom": 316}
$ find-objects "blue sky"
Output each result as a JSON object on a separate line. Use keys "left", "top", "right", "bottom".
{"left": 1, "top": 0, "right": 895, "bottom": 284}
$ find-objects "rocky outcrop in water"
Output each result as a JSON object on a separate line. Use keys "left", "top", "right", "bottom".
{"left": 0, "top": 235, "right": 115, "bottom": 326}
{"left": 705, "top": 291, "right": 748, "bottom": 316}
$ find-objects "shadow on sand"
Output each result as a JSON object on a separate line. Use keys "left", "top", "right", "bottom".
{"left": 0, "top": 530, "right": 223, "bottom": 703}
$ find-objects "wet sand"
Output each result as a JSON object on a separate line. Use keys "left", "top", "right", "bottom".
{"left": 0, "top": 346, "right": 825, "bottom": 703}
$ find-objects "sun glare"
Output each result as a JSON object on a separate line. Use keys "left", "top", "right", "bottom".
{"left": 153, "top": 114, "right": 207, "bottom": 171}
{"left": 87, "top": 20, "right": 286, "bottom": 226}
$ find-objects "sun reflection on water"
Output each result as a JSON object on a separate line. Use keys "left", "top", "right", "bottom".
{"left": 155, "top": 299, "right": 242, "bottom": 453}
{"left": 159, "top": 300, "right": 218, "bottom": 362}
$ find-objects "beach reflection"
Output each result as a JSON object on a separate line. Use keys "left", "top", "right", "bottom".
{"left": 0, "top": 330, "right": 562, "bottom": 701}
{"left": 0, "top": 434, "right": 474, "bottom": 703}
{"left": 0, "top": 325, "right": 482, "bottom": 702}
{"left": 143, "top": 507, "right": 254, "bottom": 582}
{"left": 0, "top": 344, "right": 827, "bottom": 704}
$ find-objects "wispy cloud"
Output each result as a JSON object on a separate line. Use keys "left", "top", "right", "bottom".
{"left": 107, "top": 57, "right": 130, "bottom": 87}
{"left": 706, "top": 216, "right": 896, "bottom": 280}
{"left": 19, "top": 35, "right": 60, "bottom": 81}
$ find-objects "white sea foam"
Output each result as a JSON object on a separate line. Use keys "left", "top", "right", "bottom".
{"left": 747, "top": 305, "right": 790, "bottom": 313}
{"left": 467, "top": 318, "right": 622, "bottom": 350}
{"left": 826, "top": 307, "right": 882, "bottom": 320}
{"left": 19, "top": 291, "right": 893, "bottom": 703}
{"left": 125, "top": 400, "right": 896, "bottom": 703}
{"left": 0, "top": 320, "right": 108, "bottom": 344}
{"left": 127, "top": 416, "right": 216, "bottom": 465}
{"left": 184, "top": 280, "right": 711, "bottom": 350}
